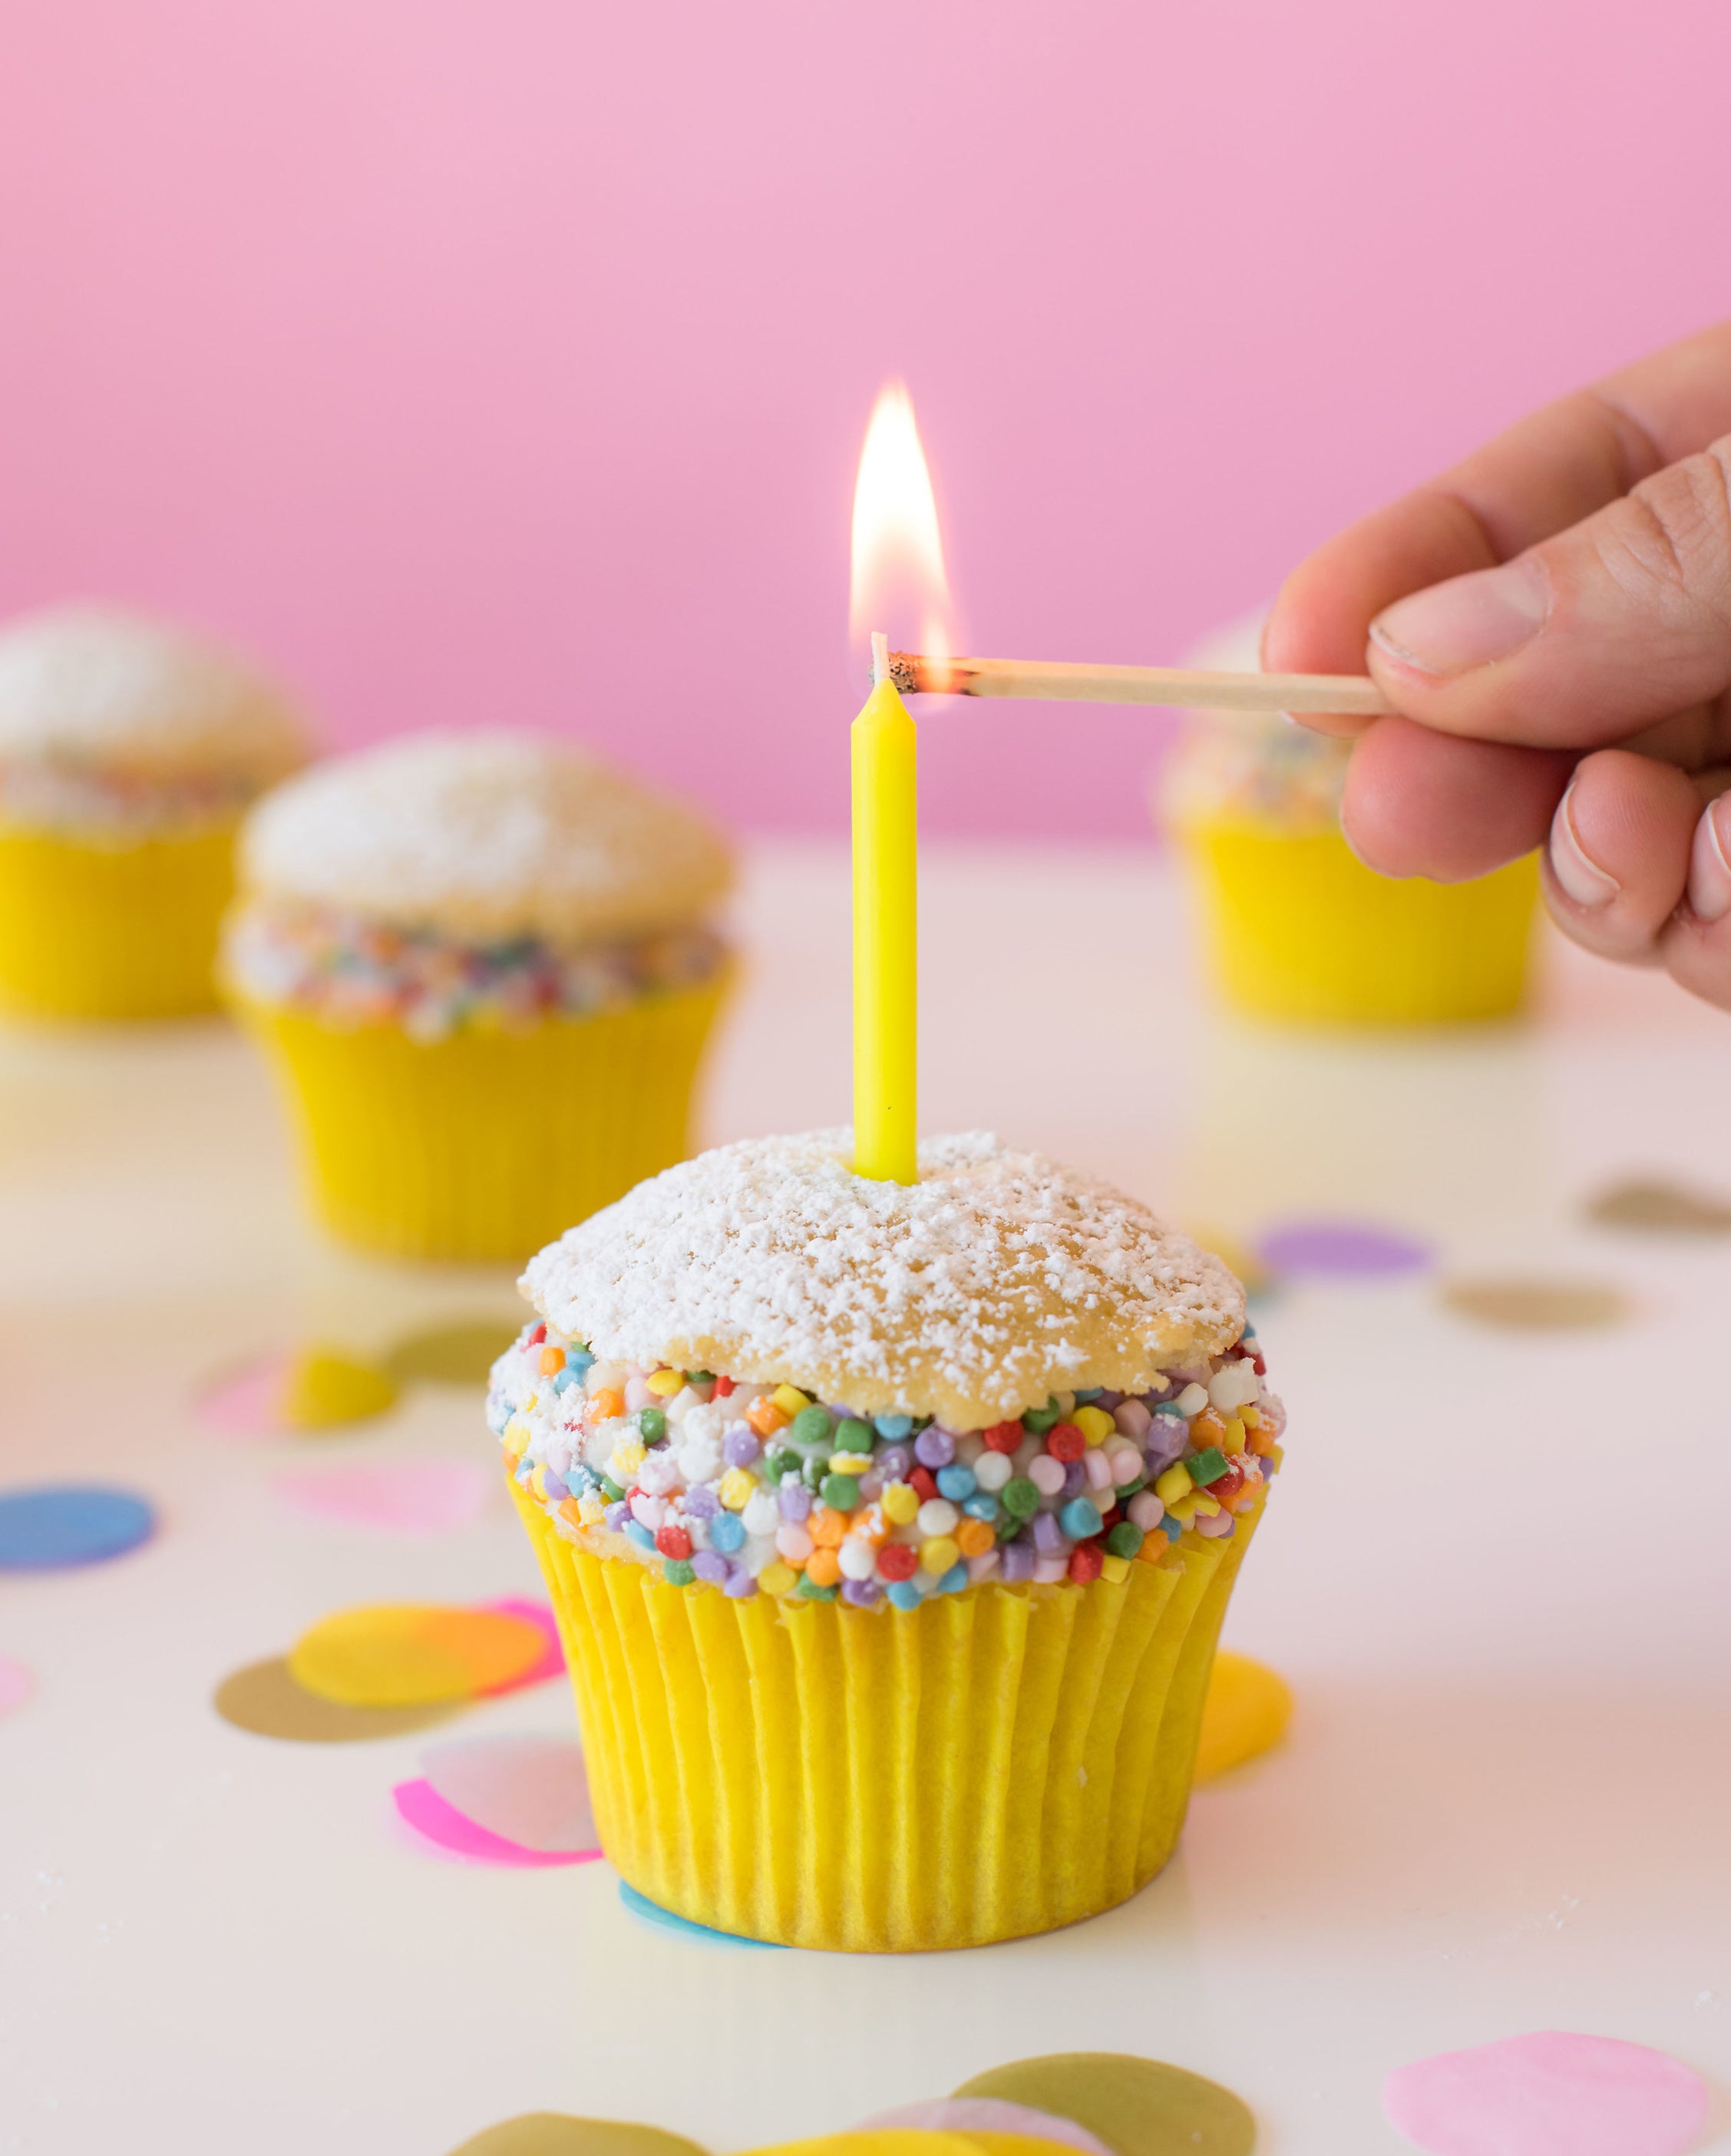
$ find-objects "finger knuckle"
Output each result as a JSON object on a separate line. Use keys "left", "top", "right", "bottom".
{"left": 1600, "top": 448, "right": 1731, "bottom": 625}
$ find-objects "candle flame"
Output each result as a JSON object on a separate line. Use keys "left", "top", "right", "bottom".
{"left": 849, "top": 382, "right": 955, "bottom": 680}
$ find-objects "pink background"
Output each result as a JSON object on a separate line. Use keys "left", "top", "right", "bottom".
{"left": 0, "top": 0, "right": 1725, "bottom": 835}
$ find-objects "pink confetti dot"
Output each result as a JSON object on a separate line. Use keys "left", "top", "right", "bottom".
{"left": 0, "top": 1657, "right": 32, "bottom": 1717}
{"left": 272, "top": 1460, "right": 490, "bottom": 1536}
{"left": 1384, "top": 2031, "right": 1710, "bottom": 2156}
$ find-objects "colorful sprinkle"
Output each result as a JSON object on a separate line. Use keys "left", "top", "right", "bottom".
{"left": 487, "top": 1321, "right": 1283, "bottom": 1609}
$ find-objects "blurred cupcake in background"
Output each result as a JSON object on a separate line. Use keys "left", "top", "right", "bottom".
{"left": 0, "top": 607, "right": 308, "bottom": 1019}
{"left": 225, "top": 731, "right": 735, "bottom": 1262}
{"left": 1158, "top": 610, "right": 1538, "bottom": 1025}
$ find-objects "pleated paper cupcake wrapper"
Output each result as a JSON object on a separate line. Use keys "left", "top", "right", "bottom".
{"left": 236, "top": 975, "right": 729, "bottom": 1262}
{"left": 514, "top": 1482, "right": 1259, "bottom": 1953}
{"left": 0, "top": 815, "right": 240, "bottom": 1020}
{"left": 1178, "top": 818, "right": 1539, "bottom": 1026}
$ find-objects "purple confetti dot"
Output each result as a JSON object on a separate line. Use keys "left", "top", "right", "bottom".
{"left": 778, "top": 1483, "right": 811, "bottom": 1521}
{"left": 722, "top": 1569, "right": 758, "bottom": 1599}
{"left": 603, "top": 1503, "right": 629, "bottom": 1533}
{"left": 1060, "top": 1460, "right": 1087, "bottom": 1501}
{"left": 682, "top": 1486, "right": 718, "bottom": 1519}
{"left": 1259, "top": 1216, "right": 1433, "bottom": 1278}
{"left": 690, "top": 1551, "right": 730, "bottom": 1584}
{"left": 914, "top": 1427, "right": 955, "bottom": 1469}
{"left": 1032, "top": 1513, "right": 1065, "bottom": 1556}
{"left": 876, "top": 1445, "right": 912, "bottom": 1480}
{"left": 841, "top": 1579, "right": 881, "bottom": 1608}
{"left": 722, "top": 1429, "right": 760, "bottom": 1468}
{"left": 999, "top": 1540, "right": 1034, "bottom": 1583}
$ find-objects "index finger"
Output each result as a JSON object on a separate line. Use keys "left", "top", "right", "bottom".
{"left": 1262, "top": 316, "right": 1731, "bottom": 729}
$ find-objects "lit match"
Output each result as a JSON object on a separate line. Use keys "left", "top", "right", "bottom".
{"left": 885, "top": 650, "right": 1395, "bottom": 718}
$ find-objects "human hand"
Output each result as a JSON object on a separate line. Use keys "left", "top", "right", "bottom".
{"left": 1263, "top": 319, "right": 1731, "bottom": 1009}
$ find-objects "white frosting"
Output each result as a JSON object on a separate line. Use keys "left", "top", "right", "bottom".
{"left": 0, "top": 607, "right": 306, "bottom": 782}
{"left": 521, "top": 1129, "right": 1245, "bottom": 1427}
{"left": 239, "top": 730, "right": 734, "bottom": 945}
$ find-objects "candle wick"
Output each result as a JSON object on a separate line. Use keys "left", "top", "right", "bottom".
{"left": 870, "top": 630, "right": 890, "bottom": 689}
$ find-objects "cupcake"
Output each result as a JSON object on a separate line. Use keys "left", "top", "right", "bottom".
{"left": 1159, "top": 611, "right": 1538, "bottom": 1025}
{"left": 0, "top": 607, "right": 307, "bottom": 1019}
{"left": 489, "top": 1129, "right": 1283, "bottom": 1952}
{"left": 226, "top": 731, "right": 734, "bottom": 1262}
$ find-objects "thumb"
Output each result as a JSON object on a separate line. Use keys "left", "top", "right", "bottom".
{"left": 1366, "top": 436, "right": 1731, "bottom": 749}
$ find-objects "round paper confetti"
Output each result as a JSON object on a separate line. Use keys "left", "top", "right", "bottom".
{"left": 393, "top": 1778, "right": 600, "bottom": 1867}
{"left": 388, "top": 1319, "right": 520, "bottom": 1387}
{"left": 857, "top": 2098, "right": 1113, "bottom": 2152}
{"left": 199, "top": 1348, "right": 398, "bottom": 1436}
{"left": 477, "top": 1597, "right": 564, "bottom": 1690}
{"left": 1587, "top": 1177, "right": 1731, "bottom": 1233}
{"left": 288, "top": 1603, "right": 550, "bottom": 1708}
{"left": 755, "top": 2137, "right": 1069, "bottom": 2155}
{"left": 280, "top": 1349, "right": 399, "bottom": 1429}
{"left": 272, "top": 1460, "right": 491, "bottom": 1536}
{"left": 1185, "top": 1228, "right": 1275, "bottom": 1301}
{"left": 0, "top": 1657, "right": 34, "bottom": 1717}
{"left": 213, "top": 1657, "right": 464, "bottom": 1744}
{"left": 445, "top": 2115, "right": 709, "bottom": 2156}
{"left": 421, "top": 1735, "right": 597, "bottom": 1854}
{"left": 1194, "top": 1651, "right": 1292, "bottom": 1783}
{"left": 0, "top": 1485, "right": 156, "bottom": 1571}
{"left": 1383, "top": 2031, "right": 1709, "bottom": 2156}
{"left": 1441, "top": 1278, "right": 1631, "bottom": 1331}
{"left": 617, "top": 1880, "right": 783, "bottom": 1949}
{"left": 953, "top": 2055, "right": 1255, "bottom": 2156}
{"left": 1259, "top": 1218, "right": 1432, "bottom": 1278}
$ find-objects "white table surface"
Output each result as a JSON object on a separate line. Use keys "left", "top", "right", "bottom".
{"left": 5, "top": 841, "right": 1730, "bottom": 2155}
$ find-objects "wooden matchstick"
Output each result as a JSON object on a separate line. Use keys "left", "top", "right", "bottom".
{"left": 887, "top": 650, "right": 1395, "bottom": 717}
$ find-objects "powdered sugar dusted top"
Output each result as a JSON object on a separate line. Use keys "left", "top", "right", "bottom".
{"left": 240, "top": 731, "right": 734, "bottom": 944}
{"left": 522, "top": 1129, "right": 1247, "bottom": 1428}
{"left": 0, "top": 607, "right": 307, "bottom": 784}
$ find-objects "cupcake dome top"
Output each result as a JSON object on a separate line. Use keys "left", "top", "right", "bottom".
{"left": 241, "top": 731, "right": 734, "bottom": 945}
{"left": 0, "top": 607, "right": 307, "bottom": 784}
{"left": 522, "top": 1129, "right": 1246, "bottom": 1427}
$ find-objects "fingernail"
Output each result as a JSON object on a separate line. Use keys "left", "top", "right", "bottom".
{"left": 1370, "top": 556, "right": 1551, "bottom": 679}
{"left": 1548, "top": 778, "right": 1618, "bottom": 910}
{"left": 1687, "top": 794, "right": 1731, "bottom": 924}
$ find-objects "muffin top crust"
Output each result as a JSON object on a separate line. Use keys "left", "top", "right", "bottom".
{"left": 0, "top": 607, "right": 307, "bottom": 788}
{"left": 239, "top": 731, "right": 734, "bottom": 945}
{"left": 522, "top": 1129, "right": 1245, "bottom": 1428}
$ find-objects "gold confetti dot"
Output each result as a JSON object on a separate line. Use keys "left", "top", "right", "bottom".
{"left": 1441, "top": 1278, "right": 1632, "bottom": 1331}
{"left": 1195, "top": 1651, "right": 1291, "bottom": 1782}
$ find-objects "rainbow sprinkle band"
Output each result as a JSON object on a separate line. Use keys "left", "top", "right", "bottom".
{"left": 226, "top": 904, "right": 728, "bottom": 1040}
{"left": 488, "top": 1328, "right": 1283, "bottom": 1606}
{"left": 0, "top": 759, "right": 259, "bottom": 835}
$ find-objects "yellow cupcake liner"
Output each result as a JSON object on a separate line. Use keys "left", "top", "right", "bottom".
{"left": 513, "top": 1483, "right": 1259, "bottom": 1952}
{"left": 1177, "top": 818, "right": 1538, "bottom": 1025}
{"left": 236, "top": 975, "right": 729, "bottom": 1263}
{"left": 0, "top": 815, "right": 239, "bottom": 1020}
